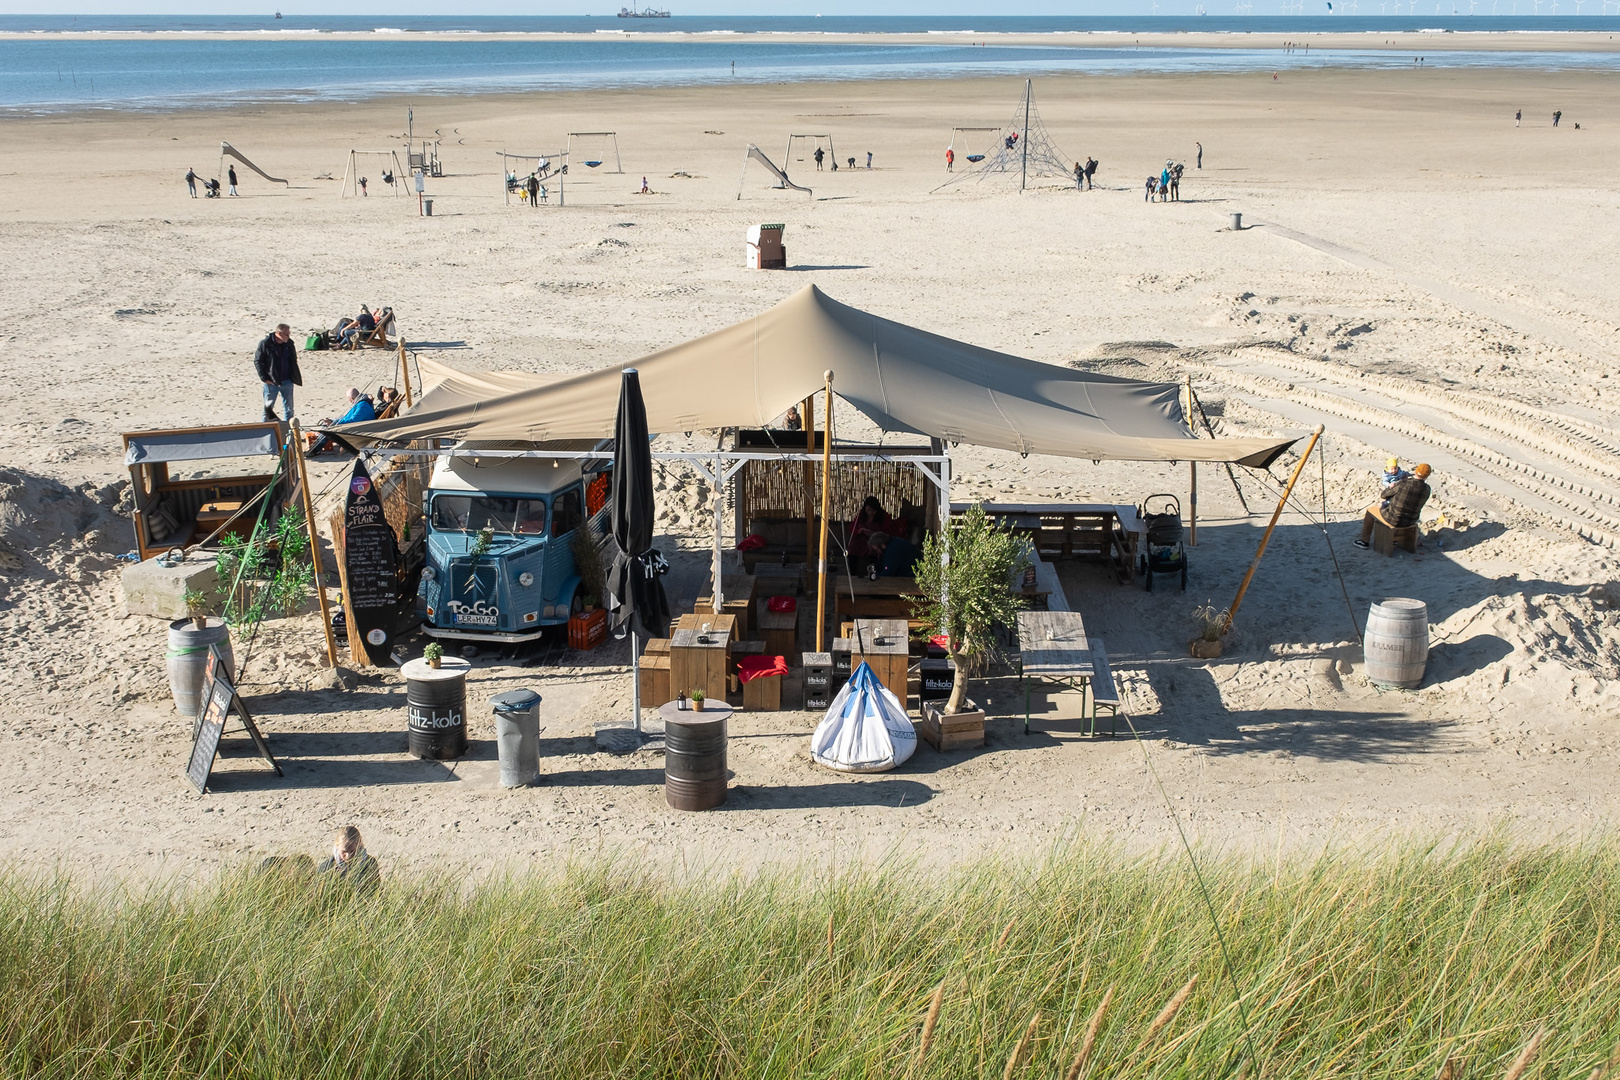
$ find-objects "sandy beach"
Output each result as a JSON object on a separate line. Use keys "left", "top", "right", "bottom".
{"left": 0, "top": 61, "right": 1617, "bottom": 880}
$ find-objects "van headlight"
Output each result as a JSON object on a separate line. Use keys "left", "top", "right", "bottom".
{"left": 422, "top": 566, "right": 436, "bottom": 581}
{"left": 518, "top": 572, "right": 534, "bottom": 587}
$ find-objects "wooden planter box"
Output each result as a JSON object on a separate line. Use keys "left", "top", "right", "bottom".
{"left": 919, "top": 700, "right": 986, "bottom": 751}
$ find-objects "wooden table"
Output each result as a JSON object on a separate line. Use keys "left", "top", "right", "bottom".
{"left": 674, "top": 613, "right": 737, "bottom": 642}
{"left": 831, "top": 575, "right": 924, "bottom": 623}
{"left": 1017, "top": 610, "right": 1112, "bottom": 737}
{"left": 669, "top": 626, "right": 731, "bottom": 704}
{"left": 848, "top": 618, "right": 910, "bottom": 706}
{"left": 957, "top": 501, "right": 1143, "bottom": 583}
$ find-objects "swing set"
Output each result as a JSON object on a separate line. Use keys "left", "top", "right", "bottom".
{"left": 339, "top": 149, "right": 408, "bottom": 198}
{"left": 564, "top": 132, "right": 622, "bottom": 173}
{"left": 948, "top": 127, "right": 999, "bottom": 164}
{"left": 496, "top": 150, "right": 568, "bottom": 206}
{"left": 785, "top": 134, "right": 836, "bottom": 169}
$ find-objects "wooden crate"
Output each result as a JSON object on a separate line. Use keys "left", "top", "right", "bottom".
{"left": 670, "top": 627, "right": 730, "bottom": 703}
{"left": 568, "top": 607, "right": 608, "bottom": 651}
{"left": 741, "top": 671, "right": 782, "bottom": 711}
{"left": 638, "top": 654, "right": 671, "bottom": 707}
{"left": 695, "top": 596, "right": 752, "bottom": 638}
{"left": 918, "top": 702, "right": 985, "bottom": 751}
{"left": 645, "top": 637, "right": 671, "bottom": 656}
{"left": 850, "top": 618, "right": 910, "bottom": 706}
{"left": 757, "top": 606, "right": 799, "bottom": 660}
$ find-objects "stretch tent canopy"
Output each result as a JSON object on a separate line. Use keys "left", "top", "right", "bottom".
{"left": 338, "top": 286, "right": 1295, "bottom": 468}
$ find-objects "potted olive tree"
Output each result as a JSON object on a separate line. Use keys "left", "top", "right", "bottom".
{"left": 914, "top": 505, "right": 1029, "bottom": 747}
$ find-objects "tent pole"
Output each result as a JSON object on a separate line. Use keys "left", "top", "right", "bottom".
{"left": 802, "top": 395, "right": 815, "bottom": 578}
{"left": 1225, "top": 424, "right": 1323, "bottom": 631}
{"left": 398, "top": 340, "right": 413, "bottom": 408}
{"left": 1187, "top": 374, "right": 1197, "bottom": 546}
{"left": 289, "top": 419, "right": 340, "bottom": 669}
{"left": 814, "top": 371, "right": 834, "bottom": 653}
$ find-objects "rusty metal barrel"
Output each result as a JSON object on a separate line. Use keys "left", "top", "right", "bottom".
{"left": 662, "top": 701, "right": 730, "bottom": 811}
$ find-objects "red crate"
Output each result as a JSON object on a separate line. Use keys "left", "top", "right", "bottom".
{"left": 568, "top": 607, "right": 608, "bottom": 651}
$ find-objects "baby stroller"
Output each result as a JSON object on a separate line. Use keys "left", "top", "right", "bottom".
{"left": 203, "top": 178, "right": 222, "bottom": 198}
{"left": 1137, "top": 493, "right": 1187, "bottom": 592}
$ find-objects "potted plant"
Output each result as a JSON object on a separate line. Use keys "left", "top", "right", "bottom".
{"left": 914, "top": 505, "right": 1030, "bottom": 746}
{"left": 1189, "top": 603, "right": 1230, "bottom": 659}
{"left": 424, "top": 642, "right": 444, "bottom": 670}
{"left": 181, "top": 587, "right": 212, "bottom": 630}
{"left": 581, "top": 594, "right": 599, "bottom": 613}
{"left": 690, "top": 688, "right": 706, "bottom": 713}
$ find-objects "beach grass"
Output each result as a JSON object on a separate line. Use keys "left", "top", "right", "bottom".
{"left": 1, "top": 840, "right": 1617, "bottom": 1079}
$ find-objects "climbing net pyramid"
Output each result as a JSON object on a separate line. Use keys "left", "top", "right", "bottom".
{"left": 934, "top": 80, "right": 1073, "bottom": 193}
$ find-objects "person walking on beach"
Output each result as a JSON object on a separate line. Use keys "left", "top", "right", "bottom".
{"left": 1084, "top": 157, "right": 1097, "bottom": 190}
{"left": 866, "top": 151, "right": 873, "bottom": 168}
{"left": 1553, "top": 110, "right": 1562, "bottom": 127}
{"left": 946, "top": 146, "right": 954, "bottom": 171}
{"left": 1160, "top": 163, "right": 1172, "bottom": 202}
{"left": 1170, "top": 163, "right": 1183, "bottom": 201}
{"left": 814, "top": 146, "right": 825, "bottom": 171}
{"left": 1515, "top": 109, "right": 1521, "bottom": 127}
{"left": 254, "top": 322, "right": 302, "bottom": 423}
{"left": 526, "top": 172, "right": 539, "bottom": 207}
{"left": 228, "top": 165, "right": 239, "bottom": 196}
{"left": 1196, "top": 141, "right": 1203, "bottom": 169}
{"left": 1075, "top": 162, "right": 1084, "bottom": 190}
{"left": 185, "top": 168, "right": 198, "bottom": 198}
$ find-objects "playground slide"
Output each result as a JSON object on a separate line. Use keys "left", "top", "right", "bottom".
{"left": 219, "top": 142, "right": 289, "bottom": 186}
{"left": 738, "top": 145, "right": 811, "bottom": 200}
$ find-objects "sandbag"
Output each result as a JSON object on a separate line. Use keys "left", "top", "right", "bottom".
{"left": 810, "top": 662, "right": 917, "bottom": 773}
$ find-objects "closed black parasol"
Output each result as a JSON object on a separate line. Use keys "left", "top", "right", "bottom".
{"left": 605, "top": 368, "right": 670, "bottom": 644}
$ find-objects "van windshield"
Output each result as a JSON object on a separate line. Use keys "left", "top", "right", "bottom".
{"left": 431, "top": 495, "right": 548, "bottom": 536}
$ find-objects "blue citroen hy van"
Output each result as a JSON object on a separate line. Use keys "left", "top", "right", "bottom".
{"left": 418, "top": 450, "right": 610, "bottom": 643}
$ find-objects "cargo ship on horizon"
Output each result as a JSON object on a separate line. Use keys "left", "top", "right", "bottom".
{"left": 617, "top": 5, "right": 671, "bottom": 15}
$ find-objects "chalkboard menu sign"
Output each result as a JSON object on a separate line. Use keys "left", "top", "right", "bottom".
{"left": 343, "top": 459, "right": 401, "bottom": 665}
{"left": 186, "top": 644, "right": 281, "bottom": 794}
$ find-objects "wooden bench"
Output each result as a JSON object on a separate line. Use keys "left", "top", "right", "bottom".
{"left": 1088, "top": 641, "right": 1121, "bottom": 737}
{"left": 1372, "top": 518, "right": 1419, "bottom": 556}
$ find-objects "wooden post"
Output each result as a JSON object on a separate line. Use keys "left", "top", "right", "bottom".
{"left": 1186, "top": 374, "right": 1197, "bottom": 547}
{"left": 814, "top": 372, "right": 834, "bottom": 653}
{"left": 289, "top": 419, "right": 339, "bottom": 669}
{"left": 1189, "top": 462, "right": 1198, "bottom": 547}
{"left": 1225, "top": 424, "right": 1323, "bottom": 631}
{"left": 397, "top": 340, "right": 413, "bottom": 407}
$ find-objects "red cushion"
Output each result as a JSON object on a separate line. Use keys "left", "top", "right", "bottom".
{"left": 737, "top": 654, "right": 788, "bottom": 683}
{"left": 766, "top": 595, "right": 797, "bottom": 613}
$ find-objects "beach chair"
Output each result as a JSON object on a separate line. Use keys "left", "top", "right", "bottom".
{"left": 350, "top": 308, "right": 395, "bottom": 349}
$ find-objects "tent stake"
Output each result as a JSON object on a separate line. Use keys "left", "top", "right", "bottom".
{"left": 289, "top": 419, "right": 339, "bottom": 669}
{"left": 1225, "top": 424, "right": 1323, "bottom": 632}
{"left": 814, "top": 371, "right": 834, "bottom": 653}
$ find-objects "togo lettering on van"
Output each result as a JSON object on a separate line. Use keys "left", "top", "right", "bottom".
{"left": 445, "top": 599, "right": 500, "bottom": 627}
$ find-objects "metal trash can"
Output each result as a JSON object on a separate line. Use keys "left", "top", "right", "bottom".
{"left": 1229, "top": 212, "right": 1243, "bottom": 231}
{"left": 490, "top": 689, "right": 542, "bottom": 788}
{"left": 423, "top": 198, "right": 434, "bottom": 216}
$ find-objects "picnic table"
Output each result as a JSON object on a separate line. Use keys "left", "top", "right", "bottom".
{"left": 955, "top": 502, "right": 1144, "bottom": 583}
{"left": 1016, "top": 610, "right": 1121, "bottom": 736}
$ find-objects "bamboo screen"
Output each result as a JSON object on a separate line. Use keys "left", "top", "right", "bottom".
{"left": 741, "top": 458, "right": 931, "bottom": 526}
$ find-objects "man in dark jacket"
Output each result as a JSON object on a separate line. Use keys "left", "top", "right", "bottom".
{"left": 254, "top": 323, "right": 302, "bottom": 422}
{"left": 1355, "top": 463, "right": 1431, "bottom": 548}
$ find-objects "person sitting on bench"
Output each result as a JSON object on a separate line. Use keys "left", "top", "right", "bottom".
{"left": 870, "top": 531, "right": 922, "bottom": 577}
{"left": 1354, "top": 462, "right": 1431, "bottom": 549}
{"left": 306, "top": 388, "right": 376, "bottom": 455}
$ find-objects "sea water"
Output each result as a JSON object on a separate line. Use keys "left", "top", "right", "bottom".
{"left": 3, "top": 15, "right": 1618, "bottom": 113}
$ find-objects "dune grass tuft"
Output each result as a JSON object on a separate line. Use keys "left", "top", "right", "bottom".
{"left": 1, "top": 839, "right": 1618, "bottom": 1078}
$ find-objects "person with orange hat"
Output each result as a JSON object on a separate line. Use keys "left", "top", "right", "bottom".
{"left": 1355, "top": 462, "right": 1432, "bottom": 549}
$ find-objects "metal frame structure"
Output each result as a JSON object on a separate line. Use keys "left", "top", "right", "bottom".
{"left": 946, "top": 127, "right": 1000, "bottom": 166}
{"left": 565, "top": 132, "right": 623, "bottom": 174}
{"left": 933, "top": 80, "right": 1072, "bottom": 193}
{"left": 784, "top": 134, "right": 837, "bottom": 170}
{"left": 340, "top": 149, "right": 408, "bottom": 198}
{"left": 496, "top": 150, "right": 567, "bottom": 206}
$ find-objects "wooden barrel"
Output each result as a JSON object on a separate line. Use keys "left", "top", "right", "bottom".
{"left": 665, "top": 707, "right": 728, "bottom": 811}
{"left": 166, "top": 618, "right": 233, "bottom": 718}
{"left": 1364, "top": 598, "right": 1429, "bottom": 688}
{"left": 401, "top": 657, "right": 470, "bottom": 760}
